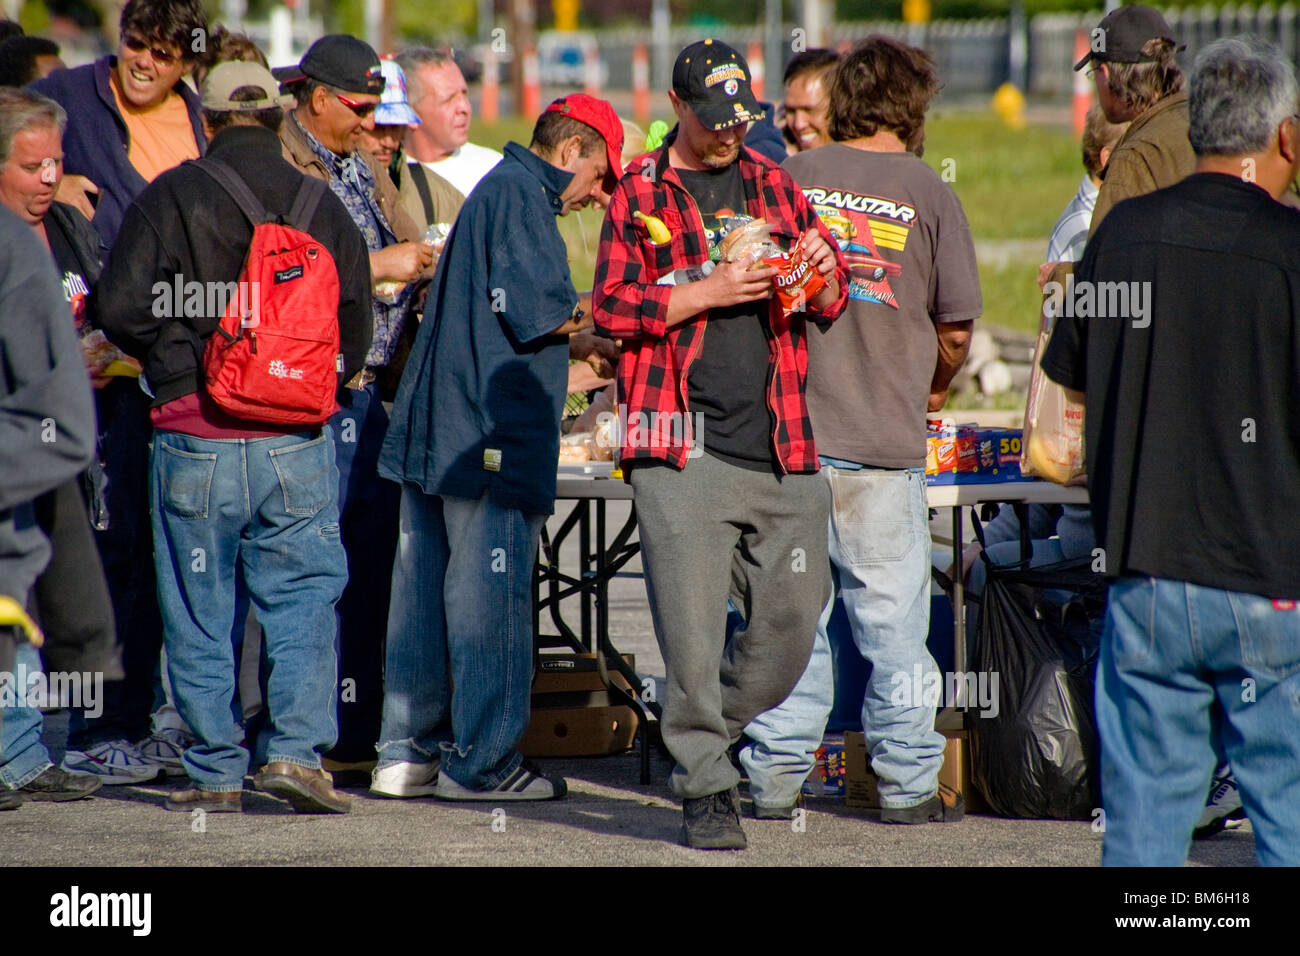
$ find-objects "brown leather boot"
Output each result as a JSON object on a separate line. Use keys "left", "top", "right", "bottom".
{"left": 164, "top": 786, "right": 243, "bottom": 813}
{"left": 253, "top": 762, "right": 351, "bottom": 814}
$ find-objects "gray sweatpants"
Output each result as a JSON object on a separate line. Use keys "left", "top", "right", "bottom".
{"left": 630, "top": 453, "right": 831, "bottom": 799}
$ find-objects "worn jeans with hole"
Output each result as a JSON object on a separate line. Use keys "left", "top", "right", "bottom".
{"left": 742, "top": 462, "right": 945, "bottom": 809}
{"left": 150, "top": 428, "right": 347, "bottom": 792}
{"left": 377, "top": 486, "right": 546, "bottom": 790}
{"left": 1098, "top": 576, "right": 1300, "bottom": 866}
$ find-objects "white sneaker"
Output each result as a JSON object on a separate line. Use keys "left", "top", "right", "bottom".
{"left": 136, "top": 728, "right": 193, "bottom": 777}
{"left": 63, "top": 739, "right": 163, "bottom": 785}
{"left": 370, "top": 759, "right": 440, "bottom": 798}
{"left": 1194, "top": 769, "right": 1247, "bottom": 838}
{"left": 434, "top": 760, "right": 567, "bottom": 802}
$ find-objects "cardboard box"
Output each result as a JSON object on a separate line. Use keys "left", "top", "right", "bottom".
{"left": 521, "top": 654, "right": 641, "bottom": 758}
{"left": 844, "top": 728, "right": 986, "bottom": 814}
{"left": 801, "top": 734, "right": 847, "bottom": 797}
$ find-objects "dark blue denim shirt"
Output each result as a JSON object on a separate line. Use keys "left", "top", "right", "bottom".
{"left": 379, "top": 142, "right": 578, "bottom": 514}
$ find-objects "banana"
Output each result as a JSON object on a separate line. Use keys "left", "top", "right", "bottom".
{"left": 634, "top": 210, "right": 672, "bottom": 245}
{"left": 0, "top": 595, "right": 44, "bottom": 646}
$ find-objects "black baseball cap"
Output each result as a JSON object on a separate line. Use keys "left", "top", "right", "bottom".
{"left": 273, "top": 34, "right": 385, "bottom": 95}
{"left": 1074, "top": 5, "right": 1184, "bottom": 71}
{"left": 672, "top": 39, "right": 765, "bottom": 130}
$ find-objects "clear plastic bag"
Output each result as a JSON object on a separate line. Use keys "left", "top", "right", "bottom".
{"left": 1021, "top": 294, "right": 1085, "bottom": 484}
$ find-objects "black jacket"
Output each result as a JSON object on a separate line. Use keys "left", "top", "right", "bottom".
{"left": 96, "top": 124, "right": 372, "bottom": 408}
{"left": 46, "top": 200, "right": 103, "bottom": 291}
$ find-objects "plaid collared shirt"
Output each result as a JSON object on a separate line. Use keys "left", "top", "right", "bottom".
{"left": 593, "top": 137, "right": 848, "bottom": 473}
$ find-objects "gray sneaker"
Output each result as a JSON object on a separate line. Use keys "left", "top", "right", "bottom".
{"left": 681, "top": 786, "right": 748, "bottom": 850}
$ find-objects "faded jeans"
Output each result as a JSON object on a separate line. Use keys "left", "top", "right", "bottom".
{"left": 150, "top": 428, "right": 346, "bottom": 791}
{"left": 377, "top": 486, "right": 546, "bottom": 790}
{"left": 1098, "top": 576, "right": 1300, "bottom": 866}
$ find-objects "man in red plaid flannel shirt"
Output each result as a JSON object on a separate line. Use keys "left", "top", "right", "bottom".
{"left": 593, "top": 39, "right": 848, "bottom": 851}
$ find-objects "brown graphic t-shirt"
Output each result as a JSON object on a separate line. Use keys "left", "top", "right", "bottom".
{"left": 784, "top": 144, "right": 982, "bottom": 467}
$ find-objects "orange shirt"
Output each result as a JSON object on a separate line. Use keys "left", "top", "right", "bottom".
{"left": 110, "top": 74, "right": 199, "bottom": 182}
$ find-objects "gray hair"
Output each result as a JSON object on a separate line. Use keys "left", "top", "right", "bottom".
{"left": 0, "top": 87, "right": 66, "bottom": 165}
{"left": 394, "top": 46, "right": 456, "bottom": 105}
{"left": 1189, "top": 36, "right": 1299, "bottom": 157}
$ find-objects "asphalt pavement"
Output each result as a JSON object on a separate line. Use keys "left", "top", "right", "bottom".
{"left": 1, "top": 501, "right": 1260, "bottom": 867}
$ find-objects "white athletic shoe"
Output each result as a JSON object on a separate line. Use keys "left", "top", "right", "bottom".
{"left": 136, "top": 728, "right": 193, "bottom": 777}
{"left": 370, "top": 759, "right": 440, "bottom": 798}
{"left": 62, "top": 739, "right": 163, "bottom": 785}
{"left": 434, "top": 760, "right": 566, "bottom": 801}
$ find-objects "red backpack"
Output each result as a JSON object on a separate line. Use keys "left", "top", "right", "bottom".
{"left": 193, "top": 158, "right": 342, "bottom": 425}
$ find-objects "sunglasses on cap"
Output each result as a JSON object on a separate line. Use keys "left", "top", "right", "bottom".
{"left": 336, "top": 93, "right": 378, "bottom": 118}
{"left": 122, "top": 33, "right": 180, "bottom": 66}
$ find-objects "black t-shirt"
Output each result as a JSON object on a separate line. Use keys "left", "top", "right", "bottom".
{"left": 676, "top": 164, "right": 775, "bottom": 471}
{"left": 45, "top": 217, "right": 92, "bottom": 335}
{"left": 1041, "top": 174, "right": 1300, "bottom": 599}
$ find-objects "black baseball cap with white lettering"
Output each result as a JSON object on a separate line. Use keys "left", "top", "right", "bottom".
{"left": 672, "top": 39, "right": 765, "bottom": 130}
{"left": 272, "top": 34, "right": 385, "bottom": 95}
{"left": 1073, "top": 5, "right": 1184, "bottom": 71}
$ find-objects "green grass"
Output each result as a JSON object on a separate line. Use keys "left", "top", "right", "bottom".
{"left": 468, "top": 111, "right": 1077, "bottom": 327}
{"left": 920, "top": 111, "right": 1082, "bottom": 242}
{"left": 978, "top": 260, "right": 1049, "bottom": 336}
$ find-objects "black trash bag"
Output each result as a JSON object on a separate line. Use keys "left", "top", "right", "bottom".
{"left": 969, "top": 558, "right": 1106, "bottom": 819}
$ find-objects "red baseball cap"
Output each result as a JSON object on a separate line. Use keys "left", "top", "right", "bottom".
{"left": 544, "top": 94, "right": 624, "bottom": 190}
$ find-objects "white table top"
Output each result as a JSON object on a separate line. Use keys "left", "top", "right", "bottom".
{"left": 555, "top": 463, "right": 1089, "bottom": 507}
{"left": 924, "top": 481, "right": 1089, "bottom": 508}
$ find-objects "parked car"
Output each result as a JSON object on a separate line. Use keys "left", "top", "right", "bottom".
{"left": 537, "top": 30, "right": 606, "bottom": 87}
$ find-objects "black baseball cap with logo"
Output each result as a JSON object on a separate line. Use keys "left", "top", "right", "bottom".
{"left": 1074, "top": 5, "right": 1184, "bottom": 71}
{"left": 672, "top": 39, "right": 765, "bottom": 130}
{"left": 273, "top": 34, "right": 386, "bottom": 94}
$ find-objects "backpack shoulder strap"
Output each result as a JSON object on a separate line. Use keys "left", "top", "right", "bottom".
{"left": 286, "top": 175, "right": 329, "bottom": 233}
{"left": 408, "top": 161, "right": 436, "bottom": 224}
{"left": 189, "top": 157, "right": 268, "bottom": 225}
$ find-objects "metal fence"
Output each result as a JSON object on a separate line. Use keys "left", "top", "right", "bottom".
{"left": 591, "top": 4, "right": 1300, "bottom": 99}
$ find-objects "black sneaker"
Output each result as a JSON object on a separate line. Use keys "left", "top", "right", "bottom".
{"left": 879, "top": 782, "right": 965, "bottom": 824}
{"left": 19, "top": 766, "right": 103, "bottom": 802}
{"left": 681, "top": 786, "right": 748, "bottom": 850}
{"left": 0, "top": 788, "right": 24, "bottom": 811}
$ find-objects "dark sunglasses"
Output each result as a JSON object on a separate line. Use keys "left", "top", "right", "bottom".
{"left": 122, "top": 33, "right": 180, "bottom": 65}
{"left": 336, "top": 93, "right": 378, "bottom": 118}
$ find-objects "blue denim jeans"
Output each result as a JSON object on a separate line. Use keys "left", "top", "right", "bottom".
{"left": 328, "top": 383, "right": 400, "bottom": 761}
{"left": 742, "top": 462, "right": 945, "bottom": 809}
{"left": 377, "top": 486, "right": 546, "bottom": 790}
{"left": 150, "top": 428, "right": 347, "bottom": 792}
{"left": 1098, "top": 576, "right": 1300, "bottom": 866}
{"left": 0, "top": 641, "right": 54, "bottom": 789}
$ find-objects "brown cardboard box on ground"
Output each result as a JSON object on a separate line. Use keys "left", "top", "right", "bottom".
{"left": 844, "top": 728, "right": 987, "bottom": 814}
{"left": 521, "top": 654, "right": 641, "bottom": 758}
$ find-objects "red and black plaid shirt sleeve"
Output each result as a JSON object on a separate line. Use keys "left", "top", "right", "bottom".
{"left": 593, "top": 165, "right": 680, "bottom": 342}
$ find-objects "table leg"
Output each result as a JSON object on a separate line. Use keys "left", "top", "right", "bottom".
{"left": 952, "top": 505, "right": 966, "bottom": 711}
